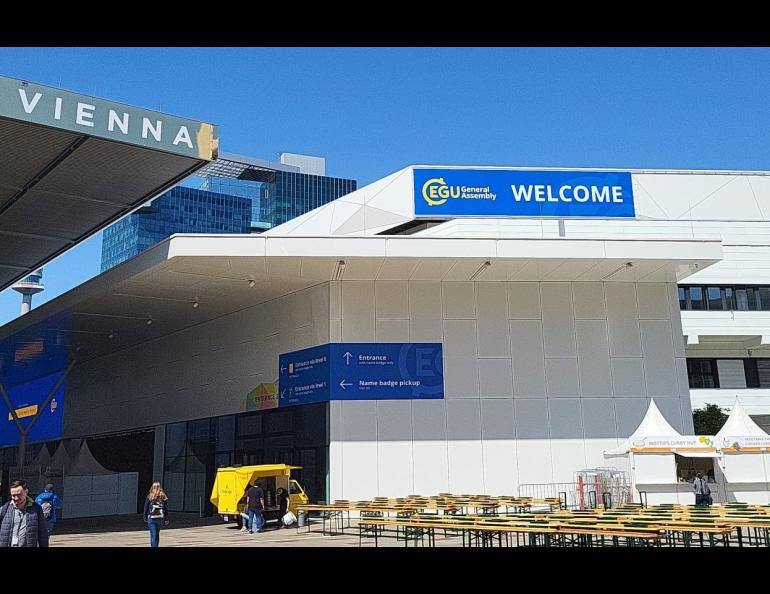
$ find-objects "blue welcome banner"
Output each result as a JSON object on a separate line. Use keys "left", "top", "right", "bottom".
{"left": 414, "top": 168, "right": 634, "bottom": 218}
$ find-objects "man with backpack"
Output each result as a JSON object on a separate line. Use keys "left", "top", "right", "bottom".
{"left": 35, "top": 483, "right": 63, "bottom": 535}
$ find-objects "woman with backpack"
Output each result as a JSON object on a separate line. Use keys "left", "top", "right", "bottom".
{"left": 143, "top": 481, "right": 169, "bottom": 547}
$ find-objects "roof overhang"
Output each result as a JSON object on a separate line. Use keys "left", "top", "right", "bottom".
{"left": 0, "top": 75, "right": 218, "bottom": 291}
{"left": 0, "top": 233, "right": 721, "bottom": 386}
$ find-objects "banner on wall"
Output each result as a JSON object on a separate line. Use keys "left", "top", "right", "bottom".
{"left": 414, "top": 168, "right": 635, "bottom": 218}
{"left": 278, "top": 343, "right": 444, "bottom": 407}
{"left": 0, "top": 371, "right": 65, "bottom": 447}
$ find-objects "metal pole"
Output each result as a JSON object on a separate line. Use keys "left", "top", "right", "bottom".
{"left": 18, "top": 434, "right": 26, "bottom": 481}
{"left": 0, "top": 381, "right": 26, "bottom": 479}
{"left": 0, "top": 358, "right": 76, "bottom": 481}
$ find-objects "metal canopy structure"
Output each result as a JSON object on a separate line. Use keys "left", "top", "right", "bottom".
{"left": 0, "top": 75, "right": 219, "bottom": 292}
{"left": 0, "top": 233, "right": 721, "bottom": 388}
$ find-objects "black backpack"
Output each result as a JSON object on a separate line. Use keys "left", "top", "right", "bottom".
{"left": 148, "top": 499, "right": 164, "bottom": 519}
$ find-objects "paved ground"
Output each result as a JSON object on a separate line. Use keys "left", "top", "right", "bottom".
{"left": 49, "top": 514, "right": 463, "bottom": 547}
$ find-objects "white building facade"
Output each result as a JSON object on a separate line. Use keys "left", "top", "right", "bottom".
{"left": 5, "top": 165, "right": 769, "bottom": 507}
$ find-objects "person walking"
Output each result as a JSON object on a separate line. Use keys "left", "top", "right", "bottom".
{"left": 143, "top": 481, "right": 169, "bottom": 547}
{"left": 34, "top": 483, "right": 63, "bottom": 536}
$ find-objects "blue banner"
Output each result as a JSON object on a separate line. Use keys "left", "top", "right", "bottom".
{"left": 414, "top": 168, "right": 634, "bottom": 218}
{"left": 279, "top": 344, "right": 331, "bottom": 406}
{"left": 279, "top": 343, "right": 444, "bottom": 407}
{"left": 0, "top": 371, "right": 66, "bottom": 447}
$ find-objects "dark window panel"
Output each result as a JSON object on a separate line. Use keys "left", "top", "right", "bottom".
{"left": 745, "top": 359, "right": 760, "bottom": 388}
{"left": 757, "top": 359, "right": 770, "bottom": 388}
{"left": 723, "top": 287, "right": 735, "bottom": 310}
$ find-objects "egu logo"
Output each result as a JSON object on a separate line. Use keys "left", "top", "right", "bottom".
{"left": 421, "top": 177, "right": 460, "bottom": 206}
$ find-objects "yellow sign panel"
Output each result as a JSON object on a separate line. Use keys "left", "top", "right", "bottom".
{"left": 8, "top": 404, "right": 38, "bottom": 421}
{"left": 244, "top": 382, "right": 278, "bottom": 412}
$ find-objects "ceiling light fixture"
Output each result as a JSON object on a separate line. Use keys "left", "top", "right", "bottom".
{"left": 469, "top": 261, "right": 492, "bottom": 281}
{"left": 192, "top": 300, "right": 199, "bottom": 309}
{"left": 334, "top": 260, "right": 346, "bottom": 280}
{"left": 601, "top": 261, "right": 633, "bottom": 281}
{"left": 248, "top": 279, "right": 256, "bottom": 288}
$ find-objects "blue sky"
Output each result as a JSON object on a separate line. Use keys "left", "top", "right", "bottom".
{"left": 1, "top": 46, "right": 770, "bottom": 325}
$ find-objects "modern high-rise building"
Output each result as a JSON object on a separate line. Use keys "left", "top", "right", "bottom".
{"left": 101, "top": 187, "right": 252, "bottom": 271}
{"left": 100, "top": 152, "right": 357, "bottom": 271}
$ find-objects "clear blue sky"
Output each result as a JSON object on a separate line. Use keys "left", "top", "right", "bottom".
{"left": 1, "top": 46, "right": 769, "bottom": 325}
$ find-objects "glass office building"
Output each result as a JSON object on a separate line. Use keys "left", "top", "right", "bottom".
{"left": 101, "top": 186, "right": 251, "bottom": 271}
{"left": 268, "top": 170, "right": 357, "bottom": 227}
{"left": 101, "top": 154, "right": 357, "bottom": 271}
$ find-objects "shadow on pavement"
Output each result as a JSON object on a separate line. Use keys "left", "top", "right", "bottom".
{"left": 54, "top": 512, "right": 224, "bottom": 535}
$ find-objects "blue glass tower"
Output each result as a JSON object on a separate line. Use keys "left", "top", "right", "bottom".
{"left": 101, "top": 186, "right": 251, "bottom": 271}
{"left": 101, "top": 153, "right": 357, "bottom": 271}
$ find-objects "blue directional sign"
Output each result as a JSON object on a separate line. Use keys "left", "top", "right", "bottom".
{"left": 279, "top": 343, "right": 444, "bottom": 407}
{"left": 414, "top": 168, "right": 635, "bottom": 218}
{"left": 278, "top": 344, "right": 330, "bottom": 406}
{"left": 329, "top": 343, "right": 443, "bottom": 400}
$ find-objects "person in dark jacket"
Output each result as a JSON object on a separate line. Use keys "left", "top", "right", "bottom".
{"left": 276, "top": 487, "right": 290, "bottom": 529}
{"left": 0, "top": 479, "right": 49, "bottom": 547}
{"left": 143, "top": 481, "right": 169, "bottom": 547}
{"left": 245, "top": 480, "right": 265, "bottom": 534}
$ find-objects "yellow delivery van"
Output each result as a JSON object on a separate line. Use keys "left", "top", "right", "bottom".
{"left": 210, "top": 464, "right": 309, "bottom": 526}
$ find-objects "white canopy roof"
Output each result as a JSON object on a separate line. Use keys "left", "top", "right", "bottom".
{"left": 716, "top": 398, "right": 768, "bottom": 438}
{"left": 630, "top": 399, "right": 680, "bottom": 440}
{"left": 605, "top": 399, "right": 681, "bottom": 457}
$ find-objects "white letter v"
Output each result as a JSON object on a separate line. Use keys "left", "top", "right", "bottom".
{"left": 18, "top": 89, "right": 43, "bottom": 113}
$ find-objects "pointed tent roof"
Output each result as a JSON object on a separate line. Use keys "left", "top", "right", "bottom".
{"left": 66, "top": 439, "right": 114, "bottom": 476}
{"left": 29, "top": 442, "right": 52, "bottom": 468}
{"left": 47, "top": 441, "right": 73, "bottom": 471}
{"left": 716, "top": 398, "right": 768, "bottom": 438}
{"left": 628, "top": 398, "right": 681, "bottom": 440}
{"left": 605, "top": 399, "right": 681, "bottom": 457}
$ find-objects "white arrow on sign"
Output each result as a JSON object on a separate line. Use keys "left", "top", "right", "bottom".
{"left": 343, "top": 351, "right": 352, "bottom": 365}
{"left": 280, "top": 365, "right": 286, "bottom": 373}
{"left": 339, "top": 379, "right": 352, "bottom": 390}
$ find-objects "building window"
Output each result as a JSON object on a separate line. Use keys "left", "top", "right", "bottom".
{"left": 706, "top": 287, "right": 723, "bottom": 310}
{"left": 716, "top": 359, "right": 747, "bottom": 389}
{"left": 679, "top": 285, "right": 770, "bottom": 311}
{"left": 753, "top": 359, "right": 770, "bottom": 388}
{"left": 689, "top": 286, "right": 705, "bottom": 310}
{"left": 687, "top": 359, "right": 719, "bottom": 389}
{"left": 687, "top": 357, "right": 770, "bottom": 390}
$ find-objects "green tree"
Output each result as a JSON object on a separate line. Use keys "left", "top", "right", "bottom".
{"left": 692, "top": 403, "right": 728, "bottom": 435}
